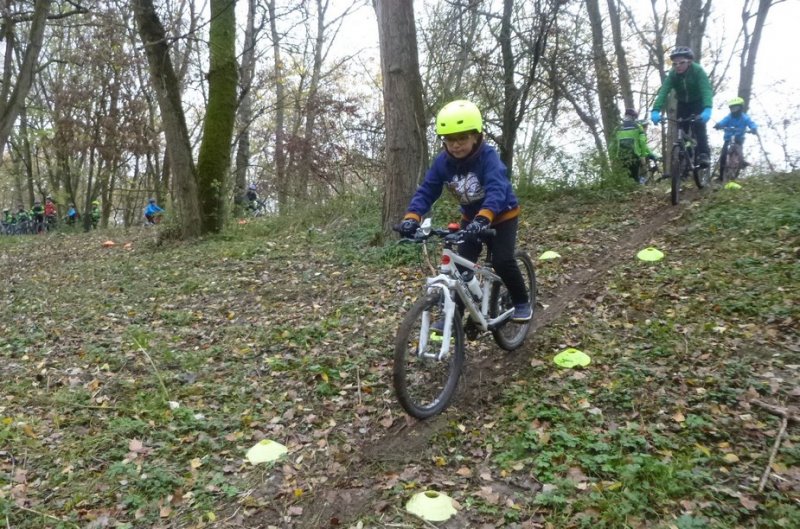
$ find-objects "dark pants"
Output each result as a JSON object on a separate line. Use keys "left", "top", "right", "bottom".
{"left": 458, "top": 216, "right": 528, "bottom": 305}
{"left": 677, "top": 100, "right": 709, "bottom": 158}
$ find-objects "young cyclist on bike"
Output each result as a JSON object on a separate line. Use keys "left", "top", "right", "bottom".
{"left": 397, "top": 99, "right": 531, "bottom": 322}
{"left": 714, "top": 97, "right": 758, "bottom": 177}
{"left": 65, "top": 203, "right": 80, "bottom": 226}
{"left": 44, "top": 196, "right": 57, "bottom": 229}
{"left": 144, "top": 198, "right": 164, "bottom": 224}
{"left": 610, "top": 108, "right": 659, "bottom": 183}
{"left": 31, "top": 200, "right": 45, "bottom": 233}
{"left": 651, "top": 46, "right": 714, "bottom": 168}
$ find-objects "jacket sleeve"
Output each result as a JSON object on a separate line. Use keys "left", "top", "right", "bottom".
{"left": 405, "top": 156, "right": 445, "bottom": 220}
{"left": 476, "top": 149, "right": 510, "bottom": 222}
{"left": 652, "top": 72, "right": 674, "bottom": 111}
{"left": 638, "top": 129, "right": 652, "bottom": 156}
{"left": 696, "top": 65, "right": 713, "bottom": 108}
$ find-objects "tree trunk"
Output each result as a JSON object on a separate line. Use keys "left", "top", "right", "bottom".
{"left": 607, "top": 0, "right": 633, "bottom": 109}
{"left": 0, "top": 0, "right": 52, "bottom": 157}
{"left": 375, "top": 0, "right": 428, "bottom": 238}
{"left": 586, "top": 0, "right": 619, "bottom": 147}
{"left": 267, "top": 0, "right": 288, "bottom": 214}
{"left": 234, "top": 0, "right": 257, "bottom": 214}
{"left": 676, "top": 0, "right": 711, "bottom": 59}
{"left": 196, "top": 0, "right": 238, "bottom": 233}
{"left": 499, "top": 0, "right": 518, "bottom": 177}
{"left": 738, "top": 0, "right": 773, "bottom": 111}
{"left": 133, "top": 0, "right": 202, "bottom": 239}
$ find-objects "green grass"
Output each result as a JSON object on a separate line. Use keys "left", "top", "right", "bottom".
{"left": 0, "top": 173, "right": 797, "bottom": 528}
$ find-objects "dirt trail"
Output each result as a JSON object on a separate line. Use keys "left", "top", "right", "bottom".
{"left": 291, "top": 193, "right": 694, "bottom": 528}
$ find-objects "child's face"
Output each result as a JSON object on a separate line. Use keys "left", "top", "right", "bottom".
{"left": 442, "top": 132, "right": 479, "bottom": 159}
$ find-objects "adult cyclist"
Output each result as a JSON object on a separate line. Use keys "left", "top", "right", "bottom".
{"left": 651, "top": 46, "right": 714, "bottom": 168}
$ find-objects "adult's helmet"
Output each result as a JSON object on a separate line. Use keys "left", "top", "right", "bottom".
{"left": 248, "top": 183, "right": 257, "bottom": 190}
{"left": 148, "top": 198, "right": 156, "bottom": 203}
{"left": 624, "top": 108, "right": 638, "bottom": 119}
{"left": 670, "top": 46, "right": 694, "bottom": 60}
{"left": 728, "top": 97, "right": 745, "bottom": 108}
{"left": 92, "top": 200, "right": 100, "bottom": 206}
{"left": 46, "top": 196, "right": 53, "bottom": 201}
{"left": 3, "top": 208, "right": 8, "bottom": 212}
{"left": 435, "top": 100, "right": 483, "bottom": 136}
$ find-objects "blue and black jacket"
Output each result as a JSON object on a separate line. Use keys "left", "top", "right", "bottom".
{"left": 404, "top": 141, "right": 520, "bottom": 225}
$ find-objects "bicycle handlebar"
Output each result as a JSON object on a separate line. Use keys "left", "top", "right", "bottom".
{"left": 393, "top": 224, "right": 496, "bottom": 245}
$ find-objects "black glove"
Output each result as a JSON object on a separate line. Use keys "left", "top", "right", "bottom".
{"left": 397, "top": 218, "right": 419, "bottom": 237}
{"left": 464, "top": 215, "right": 490, "bottom": 234}
{"left": 714, "top": 124, "right": 722, "bottom": 130}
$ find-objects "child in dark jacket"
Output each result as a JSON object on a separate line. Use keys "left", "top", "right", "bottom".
{"left": 397, "top": 99, "right": 531, "bottom": 322}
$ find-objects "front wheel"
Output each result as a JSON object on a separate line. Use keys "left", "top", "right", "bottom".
{"left": 723, "top": 148, "right": 742, "bottom": 183}
{"left": 490, "top": 252, "right": 536, "bottom": 351}
{"left": 670, "top": 145, "right": 685, "bottom": 205}
{"left": 393, "top": 293, "right": 465, "bottom": 419}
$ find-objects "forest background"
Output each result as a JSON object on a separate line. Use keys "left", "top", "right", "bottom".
{"left": 0, "top": 0, "right": 796, "bottom": 239}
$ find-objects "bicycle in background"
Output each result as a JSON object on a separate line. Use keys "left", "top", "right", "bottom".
{"left": 667, "top": 116, "right": 711, "bottom": 205}
{"left": 392, "top": 219, "right": 536, "bottom": 419}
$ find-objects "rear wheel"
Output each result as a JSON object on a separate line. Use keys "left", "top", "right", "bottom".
{"left": 670, "top": 145, "right": 685, "bottom": 205}
{"left": 490, "top": 252, "right": 536, "bottom": 351}
{"left": 393, "top": 293, "right": 465, "bottom": 419}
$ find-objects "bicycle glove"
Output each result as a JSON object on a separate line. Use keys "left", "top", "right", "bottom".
{"left": 700, "top": 107, "right": 712, "bottom": 123}
{"left": 651, "top": 110, "right": 661, "bottom": 125}
{"left": 465, "top": 215, "right": 490, "bottom": 234}
{"left": 398, "top": 218, "right": 419, "bottom": 237}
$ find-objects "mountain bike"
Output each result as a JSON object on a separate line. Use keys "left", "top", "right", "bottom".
{"left": 718, "top": 128, "right": 755, "bottom": 183}
{"left": 667, "top": 116, "right": 711, "bottom": 205}
{"left": 392, "top": 219, "right": 536, "bottom": 419}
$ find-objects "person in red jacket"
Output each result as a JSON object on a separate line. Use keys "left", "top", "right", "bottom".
{"left": 44, "top": 196, "right": 57, "bottom": 230}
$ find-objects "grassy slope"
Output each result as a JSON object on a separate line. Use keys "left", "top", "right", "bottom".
{"left": 0, "top": 174, "right": 797, "bottom": 529}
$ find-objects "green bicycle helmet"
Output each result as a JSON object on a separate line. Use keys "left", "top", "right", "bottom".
{"left": 435, "top": 100, "right": 483, "bottom": 135}
{"left": 728, "top": 96, "right": 745, "bottom": 108}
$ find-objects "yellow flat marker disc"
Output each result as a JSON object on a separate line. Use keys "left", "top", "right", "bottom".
{"left": 406, "top": 490, "right": 457, "bottom": 522}
{"left": 636, "top": 247, "right": 664, "bottom": 261}
{"left": 554, "top": 348, "right": 591, "bottom": 368}
{"left": 538, "top": 250, "right": 561, "bottom": 260}
{"left": 246, "top": 439, "right": 288, "bottom": 465}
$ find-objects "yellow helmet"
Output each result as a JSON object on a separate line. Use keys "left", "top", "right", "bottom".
{"left": 92, "top": 200, "right": 100, "bottom": 206}
{"left": 435, "top": 100, "right": 483, "bottom": 135}
{"left": 728, "top": 97, "right": 745, "bottom": 108}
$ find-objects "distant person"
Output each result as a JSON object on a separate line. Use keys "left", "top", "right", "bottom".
{"left": 396, "top": 99, "right": 531, "bottom": 323}
{"left": 65, "top": 203, "right": 80, "bottom": 226}
{"left": 44, "top": 196, "right": 57, "bottom": 229}
{"left": 90, "top": 200, "right": 101, "bottom": 229}
{"left": 31, "top": 200, "right": 45, "bottom": 233}
{"left": 245, "top": 184, "right": 259, "bottom": 212}
{"left": 714, "top": 96, "right": 758, "bottom": 178}
{"left": 610, "top": 108, "right": 658, "bottom": 183}
{"left": 15, "top": 204, "right": 30, "bottom": 226}
{"left": 651, "top": 46, "right": 713, "bottom": 168}
{"left": 144, "top": 198, "right": 164, "bottom": 224}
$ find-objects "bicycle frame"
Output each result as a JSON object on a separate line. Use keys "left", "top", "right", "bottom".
{"left": 413, "top": 225, "right": 513, "bottom": 361}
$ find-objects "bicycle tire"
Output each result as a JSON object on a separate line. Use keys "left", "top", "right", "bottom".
{"left": 490, "top": 252, "right": 536, "bottom": 351}
{"left": 670, "top": 145, "right": 684, "bottom": 205}
{"left": 393, "top": 292, "right": 465, "bottom": 419}
{"left": 723, "top": 148, "right": 741, "bottom": 183}
{"left": 694, "top": 159, "right": 710, "bottom": 189}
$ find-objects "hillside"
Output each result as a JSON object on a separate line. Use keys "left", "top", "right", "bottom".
{"left": 0, "top": 174, "right": 798, "bottom": 529}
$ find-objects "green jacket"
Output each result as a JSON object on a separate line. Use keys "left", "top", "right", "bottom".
{"left": 610, "top": 120, "right": 652, "bottom": 160}
{"left": 653, "top": 62, "right": 713, "bottom": 111}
